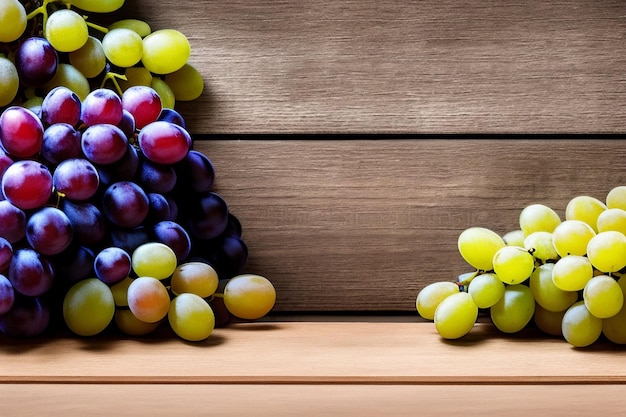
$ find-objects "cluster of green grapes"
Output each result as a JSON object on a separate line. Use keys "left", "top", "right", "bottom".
{"left": 417, "top": 185, "right": 626, "bottom": 347}
{"left": 0, "top": 0, "right": 203, "bottom": 109}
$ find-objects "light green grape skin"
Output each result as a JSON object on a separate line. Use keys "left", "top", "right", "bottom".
{"left": 551, "top": 220, "right": 596, "bottom": 258}
{"left": 534, "top": 304, "right": 565, "bottom": 337}
{"left": 109, "top": 19, "right": 152, "bottom": 38}
{"left": 150, "top": 77, "right": 176, "bottom": 109}
{"left": 490, "top": 284, "right": 535, "bottom": 334}
{"left": 492, "top": 246, "right": 535, "bottom": 285}
{"left": 561, "top": 301, "right": 602, "bottom": 347}
{"left": 583, "top": 275, "right": 623, "bottom": 319}
{"left": 597, "top": 208, "right": 626, "bottom": 235}
{"left": 69, "top": 0, "right": 125, "bottom": 13}
{"left": 223, "top": 274, "right": 277, "bottom": 320}
{"left": 0, "top": 57, "right": 19, "bottom": 107}
{"left": 119, "top": 67, "right": 153, "bottom": 91}
{"left": 164, "top": 64, "right": 205, "bottom": 101}
{"left": 63, "top": 278, "right": 115, "bottom": 336}
{"left": 586, "top": 231, "right": 626, "bottom": 273}
{"left": 170, "top": 261, "right": 219, "bottom": 298}
{"left": 142, "top": 29, "right": 191, "bottom": 74}
{"left": 131, "top": 242, "right": 178, "bottom": 280}
{"left": 524, "top": 231, "right": 558, "bottom": 263}
{"left": 416, "top": 281, "right": 460, "bottom": 320}
{"left": 606, "top": 186, "right": 626, "bottom": 211}
{"left": 502, "top": 229, "right": 525, "bottom": 247}
{"left": 529, "top": 263, "right": 577, "bottom": 312}
{"left": 467, "top": 273, "right": 504, "bottom": 309}
{"left": 433, "top": 292, "right": 478, "bottom": 339}
{"left": 44, "top": 63, "right": 90, "bottom": 101}
{"left": 115, "top": 309, "right": 161, "bottom": 336}
{"left": 602, "top": 276, "right": 626, "bottom": 343}
{"left": 69, "top": 36, "right": 107, "bottom": 78}
{"left": 168, "top": 293, "right": 215, "bottom": 342}
{"left": 457, "top": 227, "right": 506, "bottom": 271}
{"left": 110, "top": 276, "right": 133, "bottom": 307}
{"left": 519, "top": 203, "right": 561, "bottom": 236}
{"left": 551, "top": 255, "right": 593, "bottom": 292}
{"left": 0, "top": 0, "right": 27, "bottom": 42}
{"left": 565, "top": 195, "right": 607, "bottom": 233}
{"left": 45, "top": 9, "right": 89, "bottom": 53}
{"left": 102, "top": 28, "right": 144, "bottom": 68}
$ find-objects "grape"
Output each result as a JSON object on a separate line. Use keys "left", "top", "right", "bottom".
{"left": 223, "top": 274, "right": 276, "bottom": 320}
{"left": 111, "top": 276, "right": 134, "bottom": 307}
{"left": 0, "top": 0, "right": 27, "bottom": 42}
{"left": 44, "top": 63, "right": 91, "bottom": 101}
{"left": 565, "top": 195, "right": 607, "bottom": 232}
{"left": 502, "top": 229, "right": 525, "bottom": 247}
{"left": 519, "top": 203, "right": 561, "bottom": 236}
{"left": 597, "top": 208, "right": 626, "bottom": 235}
{"left": 115, "top": 309, "right": 161, "bottom": 336}
{"left": 8, "top": 248, "right": 55, "bottom": 297}
{"left": 0, "top": 200, "right": 26, "bottom": 244}
{"left": 0, "top": 56, "right": 19, "bottom": 107}
{"left": 533, "top": 304, "right": 565, "bottom": 337}
{"left": 45, "top": 9, "right": 89, "bottom": 53}
{"left": 492, "top": 246, "right": 535, "bottom": 285}
{"left": 94, "top": 247, "right": 131, "bottom": 285}
{"left": 175, "top": 150, "right": 215, "bottom": 193}
{"left": 102, "top": 181, "right": 150, "bottom": 228}
{"left": 119, "top": 67, "right": 153, "bottom": 91}
{"left": 138, "top": 159, "right": 177, "bottom": 193}
{"left": 63, "top": 278, "right": 115, "bottom": 336}
{"left": 602, "top": 277, "right": 626, "bottom": 344}
{"left": 551, "top": 219, "right": 595, "bottom": 257}
{"left": 197, "top": 235, "right": 248, "bottom": 279}
{"left": 146, "top": 193, "right": 172, "bottom": 224}
{"left": 529, "top": 263, "right": 577, "bottom": 312}
{"left": 52, "top": 244, "right": 94, "bottom": 283}
{"left": 586, "top": 231, "right": 626, "bottom": 273}
{"left": 2, "top": 160, "right": 53, "bottom": 210}
{"left": 0, "top": 106, "right": 44, "bottom": 158}
{"left": 68, "top": 36, "right": 107, "bottom": 79}
{"left": 606, "top": 186, "right": 626, "bottom": 210}
{"left": 552, "top": 255, "right": 593, "bottom": 292}
{"left": 41, "top": 123, "right": 82, "bottom": 165}
{"left": 489, "top": 284, "right": 535, "bottom": 333}
{"left": 26, "top": 207, "right": 73, "bottom": 256}
{"left": 97, "top": 144, "right": 139, "bottom": 185}
{"left": 122, "top": 86, "right": 162, "bottom": 130}
{"left": 69, "top": 0, "right": 126, "bottom": 13}
{"left": 41, "top": 86, "right": 82, "bottom": 127}
{"left": 164, "top": 64, "right": 205, "bottom": 101}
{"left": 523, "top": 231, "right": 558, "bottom": 263}
{"left": 142, "top": 29, "right": 190, "bottom": 74}
{"left": 561, "top": 301, "right": 602, "bottom": 347}
{"left": 15, "top": 37, "right": 59, "bottom": 87}
{"left": 131, "top": 242, "right": 177, "bottom": 280}
{"left": 81, "top": 124, "right": 128, "bottom": 165}
{"left": 151, "top": 220, "right": 191, "bottom": 262}
{"left": 467, "top": 272, "right": 504, "bottom": 309}
{"left": 150, "top": 77, "right": 176, "bottom": 110}
{"left": 583, "top": 275, "right": 623, "bottom": 319}
{"left": 59, "top": 200, "right": 107, "bottom": 247}
{"left": 432, "top": 291, "right": 477, "bottom": 339}
{"left": 109, "top": 19, "right": 152, "bottom": 37}
{"left": 158, "top": 108, "right": 187, "bottom": 128}
{"left": 53, "top": 158, "right": 100, "bottom": 201}
{"left": 110, "top": 226, "right": 150, "bottom": 254}
{"left": 81, "top": 88, "right": 124, "bottom": 126}
{"left": 138, "top": 120, "right": 191, "bottom": 165}
{"left": 186, "top": 191, "right": 229, "bottom": 240}
{"left": 127, "top": 276, "right": 170, "bottom": 323}
{"left": 457, "top": 227, "right": 505, "bottom": 271}
{"left": 0, "top": 237, "right": 12, "bottom": 272}
{"left": 102, "top": 28, "right": 144, "bottom": 68}
{"left": 170, "top": 261, "right": 219, "bottom": 297}
{"left": 0, "top": 296, "right": 50, "bottom": 337}
{"left": 0, "top": 274, "right": 15, "bottom": 315}
{"left": 168, "top": 293, "right": 215, "bottom": 341}
{"left": 118, "top": 109, "right": 136, "bottom": 139}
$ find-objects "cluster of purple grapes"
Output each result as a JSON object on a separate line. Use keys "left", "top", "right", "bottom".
{"left": 0, "top": 85, "right": 248, "bottom": 337}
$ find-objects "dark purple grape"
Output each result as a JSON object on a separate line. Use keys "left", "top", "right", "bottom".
{"left": 81, "top": 88, "right": 123, "bottom": 126}
{"left": 0, "top": 274, "right": 14, "bottom": 315}
{"left": 158, "top": 108, "right": 186, "bottom": 129}
{"left": 41, "top": 123, "right": 82, "bottom": 165}
{"left": 0, "top": 200, "right": 26, "bottom": 244}
{"left": 53, "top": 158, "right": 100, "bottom": 201}
{"left": 174, "top": 150, "right": 215, "bottom": 193}
{"left": 138, "top": 158, "right": 177, "bottom": 193}
{"left": 97, "top": 144, "right": 139, "bottom": 185}
{"left": 0, "top": 148, "right": 14, "bottom": 178}
{"left": 94, "top": 246, "right": 131, "bottom": 285}
{"left": 109, "top": 226, "right": 150, "bottom": 255}
{"left": 14, "top": 37, "right": 58, "bottom": 87}
{"left": 41, "top": 86, "right": 81, "bottom": 127}
{"left": 81, "top": 124, "right": 129, "bottom": 165}
{"left": 102, "top": 181, "right": 150, "bottom": 228}
{"left": 26, "top": 207, "right": 74, "bottom": 256}
{"left": 187, "top": 192, "right": 229, "bottom": 240}
{"left": 197, "top": 235, "right": 248, "bottom": 279}
{"left": 52, "top": 244, "right": 95, "bottom": 284}
{"left": 0, "top": 295, "right": 50, "bottom": 337}
{"left": 117, "top": 109, "right": 136, "bottom": 139}
{"left": 59, "top": 199, "right": 107, "bottom": 247}
{"left": 223, "top": 213, "right": 243, "bottom": 238}
{"left": 8, "top": 248, "right": 55, "bottom": 297}
{"left": 0, "top": 237, "right": 12, "bottom": 272}
{"left": 146, "top": 193, "right": 172, "bottom": 224}
{"left": 152, "top": 220, "right": 191, "bottom": 262}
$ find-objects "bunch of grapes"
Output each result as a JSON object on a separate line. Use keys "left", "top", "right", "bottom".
{"left": 416, "top": 187, "right": 626, "bottom": 348}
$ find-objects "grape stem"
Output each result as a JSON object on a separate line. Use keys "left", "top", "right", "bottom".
{"left": 100, "top": 72, "right": 127, "bottom": 96}
{"left": 457, "top": 270, "right": 480, "bottom": 288}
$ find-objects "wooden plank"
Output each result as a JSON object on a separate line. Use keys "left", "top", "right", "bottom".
{"left": 2, "top": 384, "right": 626, "bottom": 416}
{"left": 200, "top": 139, "right": 626, "bottom": 311}
{"left": 1, "top": 322, "right": 625, "bottom": 384}
{"left": 115, "top": 0, "right": 626, "bottom": 134}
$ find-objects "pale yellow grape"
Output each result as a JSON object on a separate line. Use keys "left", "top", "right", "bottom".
{"left": 492, "top": 246, "right": 535, "bottom": 285}
{"left": 502, "top": 229, "right": 525, "bottom": 247}
{"left": 529, "top": 263, "right": 577, "bottom": 312}
{"left": 597, "top": 208, "right": 626, "bottom": 235}
{"left": 457, "top": 227, "right": 506, "bottom": 271}
{"left": 552, "top": 255, "right": 593, "bottom": 292}
{"left": 22, "top": 96, "right": 43, "bottom": 111}
{"left": 131, "top": 242, "right": 177, "bottom": 280}
{"left": 102, "top": 28, "right": 144, "bottom": 68}
{"left": 109, "top": 19, "right": 152, "bottom": 37}
{"left": 45, "top": 9, "right": 89, "bottom": 52}
{"left": 490, "top": 284, "right": 535, "bottom": 333}
{"left": 433, "top": 292, "right": 477, "bottom": 339}
{"left": 524, "top": 231, "right": 558, "bottom": 262}
{"left": 565, "top": 195, "right": 607, "bottom": 232}
{"left": 164, "top": 64, "right": 205, "bottom": 101}
{"left": 519, "top": 203, "right": 561, "bottom": 236}
{"left": 120, "top": 67, "right": 153, "bottom": 90}
{"left": 0, "top": 0, "right": 27, "bottom": 42}
{"left": 168, "top": 293, "right": 215, "bottom": 341}
{"left": 551, "top": 220, "right": 596, "bottom": 257}
{"left": 69, "top": 0, "right": 125, "bottom": 13}
{"left": 150, "top": 77, "right": 176, "bottom": 109}
{"left": 127, "top": 276, "right": 171, "bottom": 323}
{"left": 63, "top": 278, "right": 115, "bottom": 336}
{"left": 416, "top": 281, "right": 460, "bottom": 320}
{"left": 142, "top": 29, "right": 191, "bottom": 74}
{"left": 583, "top": 275, "right": 623, "bottom": 319}
{"left": 110, "top": 276, "right": 133, "bottom": 307}
{"left": 586, "top": 230, "right": 626, "bottom": 273}
{"left": 606, "top": 186, "right": 626, "bottom": 210}
{"left": 0, "top": 56, "right": 19, "bottom": 107}
{"left": 223, "top": 274, "right": 276, "bottom": 320}
{"left": 602, "top": 277, "right": 626, "bottom": 344}
{"left": 561, "top": 301, "right": 602, "bottom": 347}
{"left": 44, "top": 63, "right": 90, "bottom": 100}
{"left": 115, "top": 309, "right": 161, "bottom": 336}
{"left": 170, "top": 261, "right": 219, "bottom": 298}
{"left": 69, "top": 36, "right": 107, "bottom": 78}
{"left": 467, "top": 272, "right": 504, "bottom": 309}
{"left": 533, "top": 304, "right": 565, "bottom": 337}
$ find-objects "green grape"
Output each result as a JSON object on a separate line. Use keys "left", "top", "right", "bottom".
{"left": 602, "top": 277, "right": 626, "bottom": 344}
{"left": 150, "top": 77, "right": 176, "bottom": 109}
{"left": 142, "top": 29, "right": 191, "bottom": 74}
{"left": 534, "top": 304, "right": 565, "bottom": 337}
{"left": 524, "top": 231, "right": 558, "bottom": 262}
{"left": 69, "top": 36, "right": 107, "bottom": 78}
{"left": 119, "top": 67, "right": 153, "bottom": 91}
{"left": 45, "top": 9, "right": 89, "bottom": 53}
{"left": 223, "top": 274, "right": 276, "bottom": 320}
{"left": 551, "top": 219, "right": 595, "bottom": 257}
{"left": 22, "top": 95, "right": 43, "bottom": 111}
{"left": 416, "top": 281, "right": 460, "bottom": 320}
{"left": 69, "top": 0, "right": 126, "bottom": 13}
{"left": 552, "top": 254, "right": 593, "bottom": 292}
{"left": 467, "top": 273, "right": 504, "bottom": 309}
{"left": 109, "top": 19, "right": 152, "bottom": 37}
{"left": 606, "top": 186, "right": 626, "bottom": 210}
{"left": 586, "top": 230, "right": 626, "bottom": 273}
{"left": 170, "top": 261, "right": 219, "bottom": 298}
{"left": 597, "top": 208, "right": 626, "bottom": 235}
{"left": 492, "top": 245, "right": 535, "bottom": 285}
{"left": 0, "top": 56, "right": 19, "bottom": 107}
{"left": 131, "top": 242, "right": 178, "bottom": 280}
{"left": 115, "top": 309, "right": 161, "bottom": 336}
{"left": 519, "top": 203, "right": 561, "bottom": 236}
{"left": 457, "top": 227, "right": 506, "bottom": 271}
{"left": 529, "top": 263, "right": 577, "bottom": 312}
{"left": 164, "top": 64, "right": 205, "bottom": 101}
{"left": 44, "top": 63, "right": 90, "bottom": 100}
{"left": 0, "top": 0, "right": 27, "bottom": 42}
{"left": 127, "top": 276, "right": 171, "bottom": 323}
{"left": 561, "top": 301, "right": 602, "bottom": 347}
{"left": 433, "top": 292, "right": 477, "bottom": 339}
{"left": 63, "top": 278, "right": 115, "bottom": 336}
{"left": 110, "top": 276, "right": 133, "bottom": 307}
{"left": 168, "top": 293, "right": 215, "bottom": 341}
{"left": 102, "top": 28, "right": 144, "bottom": 68}
{"left": 502, "top": 229, "right": 525, "bottom": 247}
{"left": 565, "top": 195, "right": 607, "bottom": 232}
{"left": 583, "top": 275, "right": 623, "bottom": 319}
{"left": 490, "top": 284, "right": 535, "bottom": 333}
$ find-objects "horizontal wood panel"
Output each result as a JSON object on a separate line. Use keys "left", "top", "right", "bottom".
{"left": 200, "top": 139, "right": 626, "bottom": 311}
{"left": 117, "top": 0, "right": 626, "bottom": 134}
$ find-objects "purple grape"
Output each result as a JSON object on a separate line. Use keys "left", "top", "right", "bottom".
{"left": 41, "top": 123, "right": 82, "bottom": 165}
{"left": 0, "top": 200, "right": 26, "bottom": 244}
{"left": 53, "top": 158, "right": 100, "bottom": 201}
{"left": 1, "top": 160, "right": 53, "bottom": 210}
{"left": 0, "top": 274, "right": 14, "bottom": 315}
{"left": 41, "top": 86, "right": 82, "bottom": 127}
{"left": 0, "top": 148, "right": 14, "bottom": 178}
{"left": 0, "top": 106, "right": 44, "bottom": 158}
{"left": 52, "top": 244, "right": 95, "bottom": 284}
{"left": 0, "top": 295, "right": 50, "bottom": 337}
{"left": 14, "top": 37, "right": 58, "bottom": 87}
{"left": 138, "top": 121, "right": 191, "bottom": 165}
{"left": 138, "top": 158, "right": 177, "bottom": 193}
{"left": 174, "top": 150, "right": 215, "bottom": 193}
{"left": 102, "top": 181, "right": 149, "bottom": 228}
{"left": 81, "top": 123, "right": 129, "bottom": 165}
{"left": 152, "top": 220, "right": 191, "bottom": 262}
{"left": 97, "top": 143, "right": 139, "bottom": 185}
{"left": 122, "top": 86, "right": 162, "bottom": 130}
{"left": 26, "top": 207, "right": 74, "bottom": 256}
{"left": 0, "top": 237, "right": 12, "bottom": 272}
{"left": 158, "top": 108, "right": 186, "bottom": 129}
{"left": 146, "top": 192, "right": 172, "bottom": 224}
{"left": 117, "top": 109, "right": 136, "bottom": 139}
{"left": 81, "top": 88, "right": 123, "bottom": 126}
{"left": 94, "top": 247, "right": 131, "bottom": 285}
{"left": 109, "top": 226, "right": 150, "bottom": 254}
{"left": 8, "top": 248, "right": 55, "bottom": 297}
{"left": 59, "top": 200, "right": 107, "bottom": 247}
{"left": 187, "top": 192, "right": 229, "bottom": 240}
{"left": 194, "top": 235, "right": 248, "bottom": 279}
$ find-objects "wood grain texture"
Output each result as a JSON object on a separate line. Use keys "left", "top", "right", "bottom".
{"left": 117, "top": 0, "right": 626, "bottom": 134}
{"left": 200, "top": 139, "right": 626, "bottom": 311}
